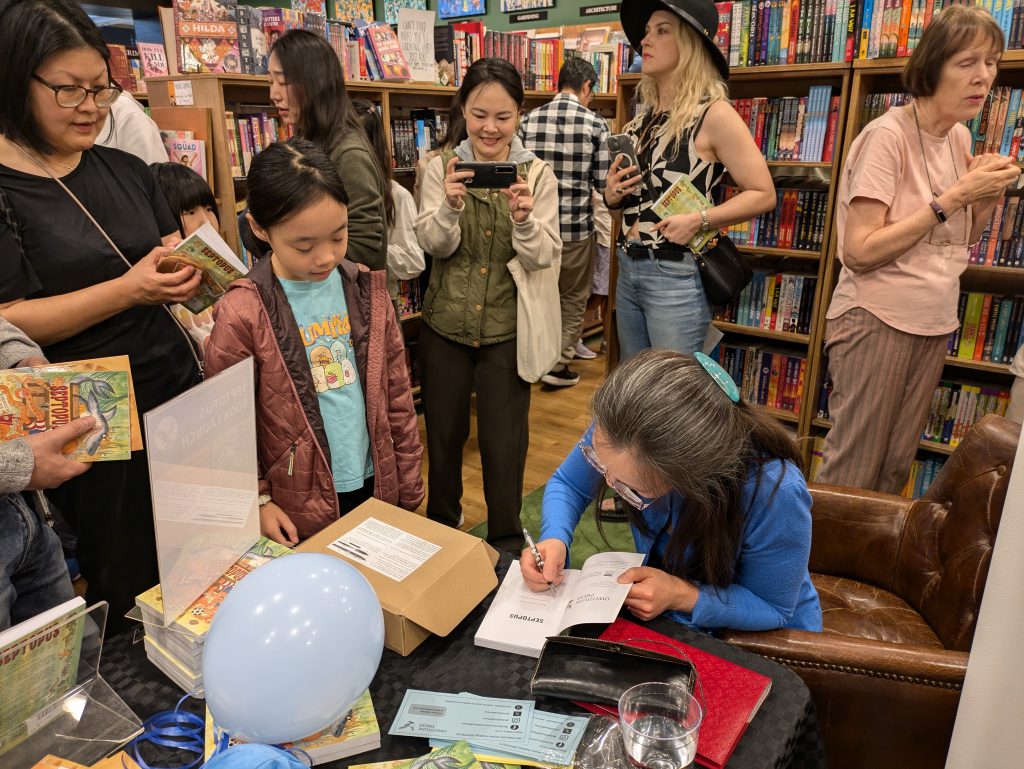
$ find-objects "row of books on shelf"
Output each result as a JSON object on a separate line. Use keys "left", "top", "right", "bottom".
{"left": 859, "top": 91, "right": 912, "bottom": 129}
{"left": 807, "top": 436, "right": 946, "bottom": 498}
{"left": 949, "top": 292, "right": 1024, "bottom": 364}
{"left": 733, "top": 88, "right": 841, "bottom": 163}
{"left": 862, "top": 88, "right": 1024, "bottom": 163}
{"left": 816, "top": 374, "right": 1011, "bottom": 447}
{"left": 712, "top": 0, "right": 857, "bottom": 67}
{"left": 390, "top": 111, "right": 450, "bottom": 170}
{"left": 970, "top": 186, "right": 1024, "bottom": 266}
{"left": 715, "top": 272, "right": 819, "bottom": 335}
{"left": 900, "top": 454, "right": 948, "bottom": 498}
{"left": 438, "top": 23, "right": 635, "bottom": 91}
{"left": 224, "top": 110, "right": 294, "bottom": 178}
{"left": 718, "top": 185, "right": 829, "bottom": 252}
{"left": 856, "top": 0, "right": 1024, "bottom": 59}
{"left": 714, "top": 344, "right": 808, "bottom": 414}
{"left": 397, "top": 278, "right": 423, "bottom": 319}
{"left": 922, "top": 380, "right": 1010, "bottom": 447}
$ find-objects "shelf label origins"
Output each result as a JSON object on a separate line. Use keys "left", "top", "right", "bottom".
{"left": 581, "top": 3, "right": 620, "bottom": 16}
{"left": 510, "top": 10, "right": 548, "bottom": 23}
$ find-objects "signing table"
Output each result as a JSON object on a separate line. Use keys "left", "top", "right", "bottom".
{"left": 101, "top": 554, "right": 825, "bottom": 768}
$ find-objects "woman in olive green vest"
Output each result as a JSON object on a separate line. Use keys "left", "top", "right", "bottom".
{"left": 268, "top": 30, "right": 390, "bottom": 272}
{"left": 415, "top": 58, "right": 562, "bottom": 552}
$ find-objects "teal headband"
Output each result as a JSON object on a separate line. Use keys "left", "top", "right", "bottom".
{"left": 694, "top": 352, "right": 740, "bottom": 403}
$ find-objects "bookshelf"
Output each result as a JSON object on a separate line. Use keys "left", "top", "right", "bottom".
{"left": 808, "top": 54, "right": 1024, "bottom": 476}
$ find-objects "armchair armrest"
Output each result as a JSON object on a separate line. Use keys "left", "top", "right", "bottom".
{"left": 808, "top": 484, "right": 914, "bottom": 589}
{"left": 720, "top": 628, "right": 968, "bottom": 688}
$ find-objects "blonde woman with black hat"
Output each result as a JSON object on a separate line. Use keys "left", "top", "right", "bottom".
{"left": 605, "top": 0, "right": 776, "bottom": 360}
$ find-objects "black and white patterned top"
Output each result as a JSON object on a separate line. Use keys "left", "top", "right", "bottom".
{"left": 623, "top": 103, "right": 727, "bottom": 249}
{"left": 519, "top": 92, "right": 611, "bottom": 243}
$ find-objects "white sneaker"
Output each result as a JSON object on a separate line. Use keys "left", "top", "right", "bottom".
{"left": 458, "top": 513, "right": 465, "bottom": 528}
{"left": 574, "top": 339, "right": 598, "bottom": 359}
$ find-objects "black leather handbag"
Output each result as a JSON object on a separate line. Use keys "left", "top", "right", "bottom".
{"left": 530, "top": 636, "right": 697, "bottom": 706}
{"left": 692, "top": 233, "right": 752, "bottom": 307}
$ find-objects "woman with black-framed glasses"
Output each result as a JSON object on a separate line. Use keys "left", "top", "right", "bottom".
{"left": 0, "top": 0, "right": 202, "bottom": 628}
{"left": 521, "top": 349, "right": 822, "bottom": 633}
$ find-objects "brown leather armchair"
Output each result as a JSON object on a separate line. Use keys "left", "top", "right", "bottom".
{"left": 721, "top": 414, "right": 1020, "bottom": 769}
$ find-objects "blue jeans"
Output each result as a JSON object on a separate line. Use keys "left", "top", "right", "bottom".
{"left": 0, "top": 493, "right": 74, "bottom": 631}
{"left": 615, "top": 247, "right": 713, "bottom": 360}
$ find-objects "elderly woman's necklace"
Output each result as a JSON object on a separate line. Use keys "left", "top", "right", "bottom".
{"left": 912, "top": 102, "right": 968, "bottom": 244}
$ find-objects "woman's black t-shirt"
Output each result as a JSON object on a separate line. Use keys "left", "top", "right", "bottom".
{"left": 0, "top": 146, "right": 200, "bottom": 412}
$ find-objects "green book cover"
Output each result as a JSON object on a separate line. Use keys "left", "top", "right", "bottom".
{"left": 0, "top": 362, "right": 133, "bottom": 462}
{"left": 0, "top": 598, "right": 87, "bottom": 756}
{"left": 650, "top": 176, "right": 717, "bottom": 252}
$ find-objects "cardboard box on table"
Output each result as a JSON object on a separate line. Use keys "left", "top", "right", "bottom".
{"left": 298, "top": 500, "right": 499, "bottom": 655}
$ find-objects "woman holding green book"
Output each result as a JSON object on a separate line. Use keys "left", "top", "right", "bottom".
{"left": 604, "top": 0, "right": 776, "bottom": 359}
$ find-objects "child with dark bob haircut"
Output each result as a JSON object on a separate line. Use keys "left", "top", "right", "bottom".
{"left": 205, "top": 139, "right": 424, "bottom": 545}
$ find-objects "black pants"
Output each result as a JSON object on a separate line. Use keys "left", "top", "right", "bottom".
{"left": 419, "top": 325, "right": 530, "bottom": 551}
{"left": 338, "top": 475, "right": 375, "bottom": 515}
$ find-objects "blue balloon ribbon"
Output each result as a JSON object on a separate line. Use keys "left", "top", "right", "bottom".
{"left": 126, "top": 693, "right": 205, "bottom": 769}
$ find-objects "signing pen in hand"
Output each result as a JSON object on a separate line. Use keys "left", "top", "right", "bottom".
{"left": 523, "top": 527, "right": 556, "bottom": 596}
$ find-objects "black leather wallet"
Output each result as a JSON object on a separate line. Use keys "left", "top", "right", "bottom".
{"left": 530, "top": 636, "right": 697, "bottom": 706}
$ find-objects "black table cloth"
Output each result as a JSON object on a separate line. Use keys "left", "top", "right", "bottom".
{"left": 100, "top": 554, "right": 826, "bottom": 768}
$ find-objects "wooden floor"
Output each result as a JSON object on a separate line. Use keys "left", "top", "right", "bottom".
{"left": 416, "top": 340, "right": 608, "bottom": 530}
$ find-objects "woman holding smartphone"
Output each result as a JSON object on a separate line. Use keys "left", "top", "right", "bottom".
{"left": 415, "top": 58, "right": 561, "bottom": 552}
{"left": 605, "top": 0, "right": 776, "bottom": 359}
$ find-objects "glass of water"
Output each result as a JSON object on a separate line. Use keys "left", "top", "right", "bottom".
{"left": 618, "top": 682, "right": 703, "bottom": 769}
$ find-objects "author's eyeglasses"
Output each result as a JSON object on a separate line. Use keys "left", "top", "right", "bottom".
{"left": 32, "top": 74, "right": 122, "bottom": 109}
{"left": 579, "top": 439, "right": 655, "bottom": 512}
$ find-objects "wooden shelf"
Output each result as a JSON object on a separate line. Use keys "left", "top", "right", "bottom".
{"left": 400, "top": 312, "right": 422, "bottom": 322}
{"left": 131, "top": 91, "right": 148, "bottom": 101}
{"left": 944, "top": 356, "right": 1011, "bottom": 374}
{"left": 963, "top": 264, "right": 1024, "bottom": 278}
{"left": 732, "top": 61, "right": 851, "bottom": 78}
{"left": 713, "top": 321, "right": 810, "bottom": 344}
{"left": 759, "top": 406, "right": 801, "bottom": 424}
{"left": 737, "top": 245, "right": 822, "bottom": 260}
{"left": 812, "top": 418, "right": 955, "bottom": 456}
{"left": 766, "top": 161, "right": 832, "bottom": 169}
{"left": 411, "top": 385, "right": 422, "bottom": 396}
{"left": 919, "top": 439, "right": 955, "bottom": 456}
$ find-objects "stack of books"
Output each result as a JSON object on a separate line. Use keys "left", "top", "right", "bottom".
{"left": 134, "top": 538, "right": 292, "bottom": 695}
{"left": 204, "top": 690, "right": 381, "bottom": 765}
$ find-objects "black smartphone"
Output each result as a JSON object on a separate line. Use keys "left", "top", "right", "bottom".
{"left": 606, "top": 133, "right": 642, "bottom": 179}
{"left": 454, "top": 161, "right": 518, "bottom": 189}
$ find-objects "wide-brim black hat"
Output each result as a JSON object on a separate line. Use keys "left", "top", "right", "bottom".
{"left": 621, "top": 0, "right": 730, "bottom": 80}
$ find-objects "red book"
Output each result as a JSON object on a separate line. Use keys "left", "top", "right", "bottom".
{"left": 578, "top": 619, "right": 772, "bottom": 769}
{"left": 365, "top": 22, "right": 411, "bottom": 81}
{"left": 822, "top": 95, "right": 840, "bottom": 162}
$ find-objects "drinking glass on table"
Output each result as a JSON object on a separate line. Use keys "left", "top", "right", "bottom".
{"left": 618, "top": 682, "right": 703, "bottom": 769}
